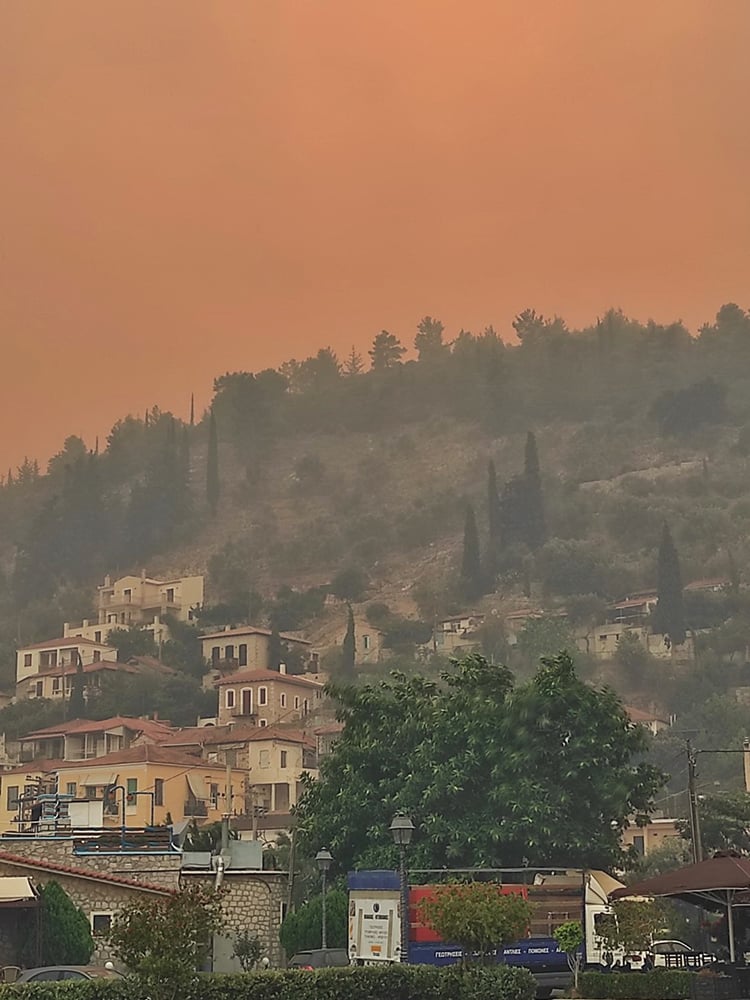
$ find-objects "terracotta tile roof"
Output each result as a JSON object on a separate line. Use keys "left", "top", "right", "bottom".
{"left": 0, "top": 851, "right": 171, "bottom": 894}
{"left": 243, "top": 726, "right": 316, "bottom": 749}
{"left": 17, "top": 637, "right": 117, "bottom": 651}
{"left": 215, "top": 669, "right": 323, "bottom": 690}
{"left": 314, "top": 722, "right": 345, "bottom": 736}
{"left": 684, "top": 577, "right": 730, "bottom": 591}
{"left": 54, "top": 743, "right": 226, "bottom": 770}
{"left": 158, "top": 726, "right": 234, "bottom": 747}
{"left": 612, "top": 597, "right": 656, "bottom": 609}
{"left": 37, "top": 661, "right": 138, "bottom": 679}
{"left": 625, "top": 705, "right": 669, "bottom": 725}
{"left": 24, "top": 716, "right": 175, "bottom": 741}
{"left": 1, "top": 758, "right": 67, "bottom": 776}
{"left": 200, "top": 625, "right": 310, "bottom": 645}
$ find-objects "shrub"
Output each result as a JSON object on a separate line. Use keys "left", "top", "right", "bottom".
{"left": 279, "top": 889, "right": 348, "bottom": 954}
{"left": 580, "top": 969, "right": 696, "bottom": 999}
{"left": 4, "top": 965, "right": 537, "bottom": 1000}
{"left": 23, "top": 880, "right": 93, "bottom": 967}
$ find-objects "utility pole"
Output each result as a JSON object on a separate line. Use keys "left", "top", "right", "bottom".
{"left": 687, "top": 740, "right": 703, "bottom": 863}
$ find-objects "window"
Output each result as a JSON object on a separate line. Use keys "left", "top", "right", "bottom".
{"left": 225, "top": 645, "right": 234, "bottom": 661}
{"left": 154, "top": 778, "right": 164, "bottom": 807}
{"left": 280, "top": 750, "right": 288, "bottom": 768}
{"left": 23, "top": 653, "right": 32, "bottom": 668}
{"left": 123, "top": 588, "right": 132, "bottom": 602}
{"left": 94, "top": 631, "right": 101, "bottom": 643}
{"left": 52, "top": 678, "right": 61, "bottom": 694}
{"left": 280, "top": 901, "right": 288, "bottom": 925}
{"left": 207, "top": 752, "right": 218, "bottom": 763}
{"left": 108, "top": 614, "right": 117, "bottom": 624}
{"left": 93, "top": 649, "right": 101, "bottom": 662}
{"left": 91, "top": 913, "right": 113, "bottom": 936}
{"left": 35, "top": 681, "right": 43, "bottom": 697}
{"left": 85, "top": 786, "right": 97, "bottom": 799}
{"left": 210, "top": 783, "right": 219, "bottom": 808}
{"left": 294, "top": 696, "right": 300, "bottom": 710}
{"left": 259, "top": 719, "right": 268, "bottom": 728}
{"left": 66, "top": 783, "right": 77, "bottom": 797}
{"left": 303, "top": 699, "right": 309, "bottom": 715}
{"left": 363, "top": 634, "right": 371, "bottom": 651}
{"left": 258, "top": 687, "right": 268, "bottom": 706}
{"left": 6, "top": 786, "right": 19, "bottom": 811}
{"left": 239, "top": 644, "right": 247, "bottom": 666}
{"left": 280, "top": 693, "right": 287, "bottom": 708}
{"left": 259, "top": 750, "right": 270, "bottom": 768}
{"left": 226, "top": 689, "right": 236, "bottom": 709}
{"left": 166, "top": 588, "right": 175, "bottom": 603}
{"left": 126, "top": 777, "right": 138, "bottom": 806}
{"left": 212, "top": 646, "right": 220, "bottom": 663}
{"left": 632, "top": 835, "right": 645, "bottom": 856}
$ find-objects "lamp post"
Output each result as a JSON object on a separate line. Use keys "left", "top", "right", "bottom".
{"left": 315, "top": 848, "right": 333, "bottom": 949}
{"left": 389, "top": 813, "right": 414, "bottom": 964}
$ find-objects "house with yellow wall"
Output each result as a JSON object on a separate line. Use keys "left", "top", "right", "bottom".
{"left": 215, "top": 668, "right": 324, "bottom": 726}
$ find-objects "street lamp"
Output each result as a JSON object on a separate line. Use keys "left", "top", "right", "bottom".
{"left": 315, "top": 848, "right": 333, "bottom": 949}
{"left": 389, "top": 813, "right": 414, "bottom": 964}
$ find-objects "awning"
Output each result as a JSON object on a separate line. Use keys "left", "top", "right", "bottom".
{"left": 0, "top": 877, "right": 37, "bottom": 906}
{"left": 186, "top": 773, "right": 208, "bottom": 801}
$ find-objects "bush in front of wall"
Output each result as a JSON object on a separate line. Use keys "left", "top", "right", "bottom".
{"left": 3, "top": 963, "right": 537, "bottom": 1000}
{"left": 580, "top": 969, "right": 697, "bottom": 999}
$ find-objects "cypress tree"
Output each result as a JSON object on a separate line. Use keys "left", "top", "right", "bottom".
{"left": 68, "top": 653, "right": 86, "bottom": 719}
{"left": 190, "top": 392, "right": 195, "bottom": 426}
{"left": 206, "top": 410, "right": 220, "bottom": 513}
{"left": 652, "top": 523, "right": 686, "bottom": 645}
{"left": 486, "top": 459, "right": 502, "bottom": 582}
{"left": 268, "top": 619, "right": 282, "bottom": 672}
{"left": 341, "top": 604, "right": 356, "bottom": 678}
{"left": 523, "top": 431, "right": 546, "bottom": 550}
{"left": 461, "top": 503, "right": 484, "bottom": 601}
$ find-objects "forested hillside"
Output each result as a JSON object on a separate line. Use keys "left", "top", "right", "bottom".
{"left": 3, "top": 304, "right": 750, "bottom": 758}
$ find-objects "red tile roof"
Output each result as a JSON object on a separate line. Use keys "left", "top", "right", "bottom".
{"left": 215, "top": 669, "right": 323, "bottom": 690}
{"left": 54, "top": 743, "right": 226, "bottom": 770}
{"left": 0, "top": 851, "right": 171, "bottom": 895}
{"left": 24, "top": 716, "right": 175, "bottom": 741}
{"left": 17, "top": 637, "right": 116, "bottom": 651}
{"left": 158, "top": 726, "right": 234, "bottom": 747}
{"left": 243, "top": 726, "right": 316, "bottom": 749}
{"left": 625, "top": 705, "right": 669, "bottom": 725}
{"left": 201, "top": 625, "right": 310, "bottom": 645}
{"left": 1, "top": 758, "right": 67, "bottom": 776}
{"left": 314, "top": 722, "right": 345, "bottom": 736}
{"left": 37, "top": 661, "right": 138, "bottom": 679}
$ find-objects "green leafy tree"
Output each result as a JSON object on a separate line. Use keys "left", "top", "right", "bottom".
{"left": 652, "top": 523, "right": 686, "bottom": 645}
{"left": 369, "top": 330, "right": 406, "bottom": 371}
{"left": 108, "top": 884, "right": 224, "bottom": 1000}
{"left": 297, "top": 652, "right": 662, "bottom": 872}
{"left": 25, "top": 881, "right": 93, "bottom": 966}
{"left": 330, "top": 566, "right": 368, "bottom": 602}
{"left": 418, "top": 884, "right": 532, "bottom": 966}
{"left": 678, "top": 791, "right": 750, "bottom": 856}
{"left": 554, "top": 921, "right": 584, "bottom": 994}
{"left": 341, "top": 604, "right": 356, "bottom": 679}
{"left": 516, "top": 615, "right": 575, "bottom": 668}
{"left": 595, "top": 899, "right": 666, "bottom": 955}
{"left": 279, "top": 889, "right": 348, "bottom": 954}
{"left": 206, "top": 408, "right": 220, "bottom": 513}
{"left": 231, "top": 930, "right": 263, "bottom": 971}
{"left": 106, "top": 625, "right": 158, "bottom": 662}
{"left": 461, "top": 503, "right": 484, "bottom": 601}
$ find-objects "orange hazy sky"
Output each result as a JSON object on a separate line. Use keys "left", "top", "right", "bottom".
{"left": 2, "top": 0, "right": 750, "bottom": 469}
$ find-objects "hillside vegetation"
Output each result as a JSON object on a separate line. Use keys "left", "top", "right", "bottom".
{"left": 2, "top": 305, "right": 750, "bottom": 749}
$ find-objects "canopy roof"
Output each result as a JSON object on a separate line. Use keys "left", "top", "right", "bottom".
{"left": 0, "top": 877, "right": 37, "bottom": 907}
{"left": 611, "top": 855, "right": 750, "bottom": 908}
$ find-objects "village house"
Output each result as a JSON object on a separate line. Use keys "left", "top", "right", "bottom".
{"left": 18, "top": 716, "right": 174, "bottom": 764}
{"left": 576, "top": 623, "right": 695, "bottom": 662}
{"left": 624, "top": 705, "right": 673, "bottom": 735}
{"left": 621, "top": 816, "right": 681, "bottom": 857}
{"left": 215, "top": 667, "right": 324, "bottom": 727}
{"left": 432, "top": 612, "right": 485, "bottom": 655}
{"left": 16, "top": 637, "right": 117, "bottom": 690}
{"left": 200, "top": 625, "right": 313, "bottom": 680}
{"left": 314, "top": 722, "right": 344, "bottom": 758}
{"left": 0, "top": 744, "right": 247, "bottom": 834}
{"left": 64, "top": 571, "right": 205, "bottom": 648}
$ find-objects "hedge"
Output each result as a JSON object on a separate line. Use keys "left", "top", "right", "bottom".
{"left": 580, "top": 970, "right": 696, "bottom": 999}
{"left": 0, "top": 964, "right": 537, "bottom": 1000}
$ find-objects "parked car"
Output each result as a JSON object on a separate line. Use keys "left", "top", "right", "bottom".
{"left": 651, "top": 939, "right": 711, "bottom": 968}
{"left": 16, "top": 966, "right": 124, "bottom": 983}
{"left": 287, "top": 949, "right": 350, "bottom": 969}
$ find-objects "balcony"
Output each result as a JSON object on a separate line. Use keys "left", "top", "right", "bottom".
{"left": 184, "top": 800, "right": 208, "bottom": 818}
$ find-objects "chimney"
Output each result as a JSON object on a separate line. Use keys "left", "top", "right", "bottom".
{"left": 63, "top": 623, "right": 70, "bottom": 636}
{"left": 104, "top": 575, "right": 111, "bottom": 587}
{"left": 83, "top": 619, "right": 89, "bottom": 628}
{"left": 279, "top": 662, "right": 287, "bottom": 675}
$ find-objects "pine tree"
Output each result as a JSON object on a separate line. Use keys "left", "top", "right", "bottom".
{"left": 652, "top": 523, "right": 686, "bottom": 645}
{"left": 523, "top": 431, "right": 546, "bottom": 550}
{"left": 343, "top": 346, "right": 364, "bottom": 376}
{"left": 206, "top": 410, "right": 220, "bottom": 514}
{"left": 461, "top": 503, "right": 484, "bottom": 601}
{"left": 341, "top": 604, "right": 356, "bottom": 678}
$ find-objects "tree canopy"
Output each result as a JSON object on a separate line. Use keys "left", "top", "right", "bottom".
{"left": 297, "top": 652, "right": 662, "bottom": 872}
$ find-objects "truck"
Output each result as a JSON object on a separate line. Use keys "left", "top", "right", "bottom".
{"left": 348, "top": 867, "right": 628, "bottom": 995}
